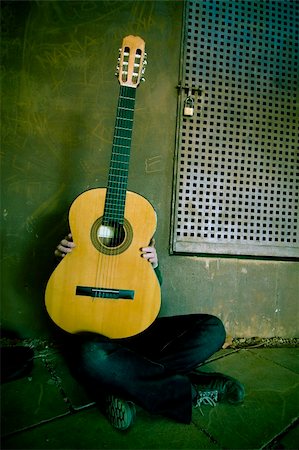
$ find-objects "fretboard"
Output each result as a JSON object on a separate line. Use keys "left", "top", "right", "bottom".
{"left": 103, "top": 85, "right": 136, "bottom": 224}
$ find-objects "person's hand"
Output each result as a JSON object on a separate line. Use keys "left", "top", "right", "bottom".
{"left": 55, "top": 233, "right": 76, "bottom": 258}
{"left": 55, "top": 234, "right": 159, "bottom": 268}
{"left": 141, "top": 238, "right": 158, "bottom": 269}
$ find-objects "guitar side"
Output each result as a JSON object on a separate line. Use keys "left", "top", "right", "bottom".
{"left": 45, "top": 188, "right": 161, "bottom": 338}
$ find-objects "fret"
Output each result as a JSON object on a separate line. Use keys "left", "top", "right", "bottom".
{"left": 115, "top": 126, "right": 132, "bottom": 131}
{"left": 114, "top": 135, "right": 131, "bottom": 140}
{"left": 103, "top": 216, "right": 124, "bottom": 224}
{"left": 105, "top": 189, "right": 127, "bottom": 196}
{"left": 115, "top": 124, "right": 132, "bottom": 128}
{"left": 108, "top": 171, "right": 128, "bottom": 177}
{"left": 110, "top": 160, "right": 129, "bottom": 167}
{"left": 119, "top": 95, "right": 135, "bottom": 101}
{"left": 114, "top": 138, "right": 131, "bottom": 144}
{"left": 106, "top": 190, "right": 127, "bottom": 197}
{"left": 109, "top": 175, "right": 128, "bottom": 185}
{"left": 106, "top": 184, "right": 128, "bottom": 194}
{"left": 105, "top": 201, "right": 126, "bottom": 209}
{"left": 104, "top": 207, "right": 126, "bottom": 214}
{"left": 105, "top": 205, "right": 126, "bottom": 211}
{"left": 108, "top": 167, "right": 129, "bottom": 173}
{"left": 111, "top": 153, "right": 129, "bottom": 157}
{"left": 107, "top": 185, "right": 128, "bottom": 192}
{"left": 109, "top": 163, "right": 129, "bottom": 169}
{"left": 117, "top": 103, "right": 134, "bottom": 110}
{"left": 104, "top": 208, "right": 125, "bottom": 214}
{"left": 115, "top": 132, "right": 131, "bottom": 139}
{"left": 116, "top": 119, "right": 133, "bottom": 124}
{"left": 110, "top": 161, "right": 129, "bottom": 167}
{"left": 116, "top": 113, "right": 133, "bottom": 120}
{"left": 106, "top": 185, "right": 127, "bottom": 190}
{"left": 106, "top": 192, "right": 127, "bottom": 199}
{"left": 117, "top": 106, "right": 134, "bottom": 112}
{"left": 110, "top": 163, "right": 129, "bottom": 169}
{"left": 109, "top": 167, "right": 128, "bottom": 172}
{"left": 112, "top": 144, "right": 131, "bottom": 149}
{"left": 111, "top": 152, "right": 130, "bottom": 158}
{"left": 118, "top": 97, "right": 134, "bottom": 105}
{"left": 110, "top": 164, "right": 129, "bottom": 170}
{"left": 107, "top": 175, "right": 128, "bottom": 181}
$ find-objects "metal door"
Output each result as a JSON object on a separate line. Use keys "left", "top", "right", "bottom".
{"left": 172, "top": 0, "right": 299, "bottom": 258}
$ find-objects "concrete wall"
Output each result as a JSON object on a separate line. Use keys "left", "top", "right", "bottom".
{"left": 1, "top": 1, "right": 298, "bottom": 339}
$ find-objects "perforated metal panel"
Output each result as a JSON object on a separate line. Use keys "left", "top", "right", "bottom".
{"left": 172, "top": 0, "right": 299, "bottom": 258}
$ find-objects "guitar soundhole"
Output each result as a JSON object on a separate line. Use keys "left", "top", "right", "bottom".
{"left": 98, "top": 222, "right": 125, "bottom": 248}
{"left": 91, "top": 217, "right": 133, "bottom": 255}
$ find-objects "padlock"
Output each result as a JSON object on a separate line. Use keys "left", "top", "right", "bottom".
{"left": 183, "top": 96, "right": 194, "bottom": 116}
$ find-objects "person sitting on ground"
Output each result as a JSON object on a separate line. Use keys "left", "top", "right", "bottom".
{"left": 54, "top": 233, "right": 245, "bottom": 430}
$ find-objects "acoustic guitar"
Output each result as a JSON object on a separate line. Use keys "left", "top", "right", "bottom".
{"left": 45, "top": 36, "right": 161, "bottom": 338}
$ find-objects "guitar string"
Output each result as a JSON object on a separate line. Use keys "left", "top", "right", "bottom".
{"left": 116, "top": 86, "right": 135, "bottom": 296}
{"left": 110, "top": 86, "right": 125, "bottom": 289}
{"left": 112, "top": 86, "right": 135, "bottom": 293}
{"left": 110, "top": 86, "right": 124, "bottom": 291}
{"left": 95, "top": 89, "right": 119, "bottom": 300}
{"left": 96, "top": 85, "right": 136, "bottom": 298}
{"left": 98, "top": 88, "right": 124, "bottom": 297}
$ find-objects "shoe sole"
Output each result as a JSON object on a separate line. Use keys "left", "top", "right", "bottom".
{"left": 105, "top": 394, "right": 136, "bottom": 431}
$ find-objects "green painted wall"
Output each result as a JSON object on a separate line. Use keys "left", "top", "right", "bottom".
{"left": 1, "top": 1, "right": 298, "bottom": 339}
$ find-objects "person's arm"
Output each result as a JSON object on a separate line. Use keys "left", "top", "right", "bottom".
{"left": 153, "top": 265, "right": 163, "bottom": 286}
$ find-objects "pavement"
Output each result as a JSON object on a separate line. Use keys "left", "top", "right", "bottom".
{"left": 1, "top": 340, "right": 298, "bottom": 450}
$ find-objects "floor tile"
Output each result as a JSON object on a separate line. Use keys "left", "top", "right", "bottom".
{"left": 248, "top": 348, "right": 299, "bottom": 374}
{"left": 192, "top": 349, "right": 299, "bottom": 449}
{"left": 2, "top": 407, "right": 218, "bottom": 449}
{"left": 278, "top": 422, "right": 299, "bottom": 450}
{"left": 44, "top": 350, "right": 95, "bottom": 409}
{"left": 1, "top": 356, "right": 69, "bottom": 436}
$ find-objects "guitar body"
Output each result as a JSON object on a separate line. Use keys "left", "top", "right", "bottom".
{"left": 45, "top": 188, "right": 161, "bottom": 338}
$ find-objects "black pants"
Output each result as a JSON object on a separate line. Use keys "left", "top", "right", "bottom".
{"left": 65, "top": 314, "right": 226, "bottom": 423}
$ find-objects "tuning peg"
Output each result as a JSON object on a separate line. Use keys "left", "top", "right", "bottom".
{"left": 141, "top": 77, "right": 146, "bottom": 82}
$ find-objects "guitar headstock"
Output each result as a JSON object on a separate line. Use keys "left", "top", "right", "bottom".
{"left": 116, "top": 35, "right": 147, "bottom": 88}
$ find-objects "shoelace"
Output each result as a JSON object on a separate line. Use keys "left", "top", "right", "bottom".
{"left": 194, "top": 390, "right": 218, "bottom": 415}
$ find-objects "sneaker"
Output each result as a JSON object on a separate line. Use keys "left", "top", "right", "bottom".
{"left": 105, "top": 394, "right": 136, "bottom": 431}
{"left": 190, "top": 371, "right": 245, "bottom": 405}
{"left": 194, "top": 389, "right": 219, "bottom": 408}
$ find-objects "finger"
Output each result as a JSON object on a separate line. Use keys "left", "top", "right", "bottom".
{"left": 60, "top": 239, "right": 75, "bottom": 249}
{"left": 142, "top": 252, "right": 155, "bottom": 260}
{"left": 141, "top": 246, "right": 155, "bottom": 253}
{"left": 55, "top": 248, "right": 66, "bottom": 258}
{"left": 57, "top": 243, "right": 73, "bottom": 254}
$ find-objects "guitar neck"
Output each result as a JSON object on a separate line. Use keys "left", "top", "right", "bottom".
{"left": 103, "top": 85, "right": 137, "bottom": 224}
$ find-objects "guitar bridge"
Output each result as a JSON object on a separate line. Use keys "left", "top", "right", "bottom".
{"left": 76, "top": 286, "right": 134, "bottom": 300}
